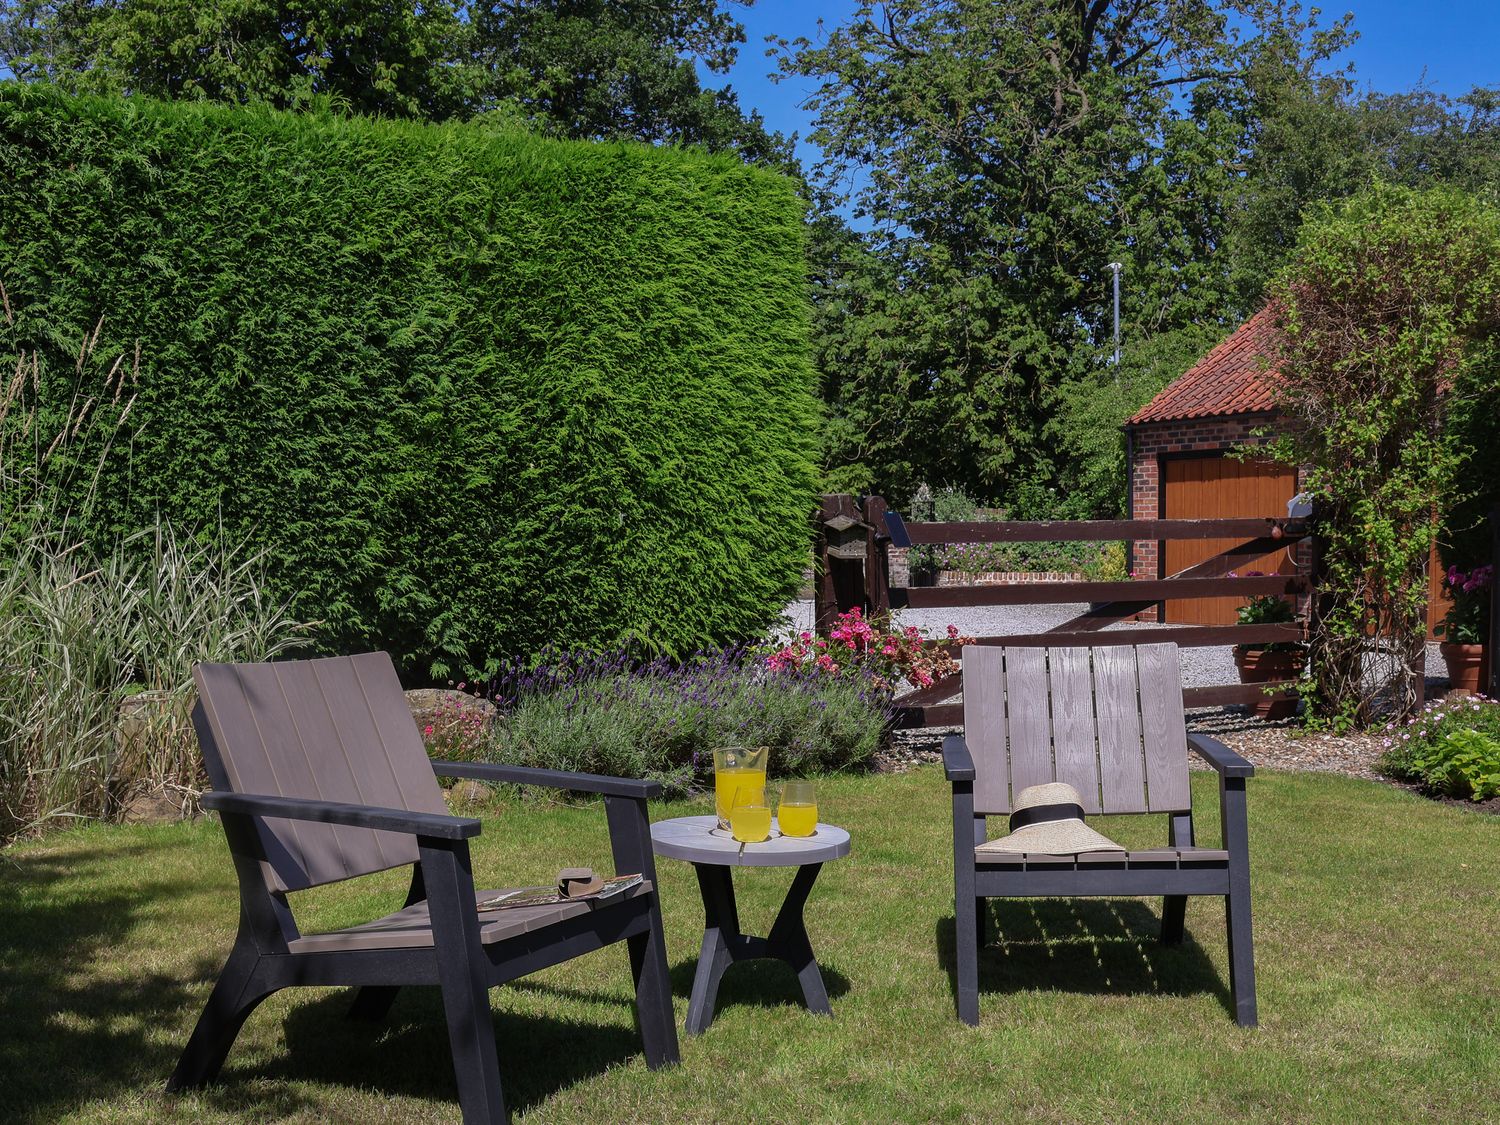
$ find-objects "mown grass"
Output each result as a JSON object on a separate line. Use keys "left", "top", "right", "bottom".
{"left": 3, "top": 768, "right": 1496, "bottom": 1123}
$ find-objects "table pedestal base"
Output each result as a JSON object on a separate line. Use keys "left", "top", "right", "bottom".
{"left": 685, "top": 862, "right": 830, "bottom": 1035}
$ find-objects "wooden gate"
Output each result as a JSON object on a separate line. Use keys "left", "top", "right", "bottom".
{"left": 1160, "top": 454, "right": 1299, "bottom": 624}
{"left": 812, "top": 497, "right": 1500, "bottom": 724}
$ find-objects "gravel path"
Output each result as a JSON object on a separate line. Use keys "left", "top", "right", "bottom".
{"left": 782, "top": 598, "right": 1447, "bottom": 782}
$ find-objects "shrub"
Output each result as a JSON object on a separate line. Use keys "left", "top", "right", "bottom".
{"left": 904, "top": 483, "right": 1127, "bottom": 579}
{"left": 1265, "top": 183, "right": 1500, "bottom": 727}
{"left": 480, "top": 649, "right": 891, "bottom": 796}
{"left": 0, "top": 86, "right": 819, "bottom": 679}
{"left": 764, "top": 607, "right": 970, "bottom": 691}
{"left": 1378, "top": 696, "right": 1500, "bottom": 801}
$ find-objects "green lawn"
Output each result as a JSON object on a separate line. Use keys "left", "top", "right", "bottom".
{"left": 3, "top": 768, "right": 1497, "bottom": 1123}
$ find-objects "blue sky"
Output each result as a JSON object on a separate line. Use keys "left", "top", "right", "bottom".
{"left": 714, "top": 0, "right": 1500, "bottom": 170}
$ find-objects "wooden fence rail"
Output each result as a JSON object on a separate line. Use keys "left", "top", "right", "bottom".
{"left": 813, "top": 497, "right": 1315, "bottom": 729}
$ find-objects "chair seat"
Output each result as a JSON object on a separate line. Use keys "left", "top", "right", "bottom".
{"left": 288, "top": 881, "right": 653, "bottom": 953}
{"left": 973, "top": 848, "right": 1229, "bottom": 871}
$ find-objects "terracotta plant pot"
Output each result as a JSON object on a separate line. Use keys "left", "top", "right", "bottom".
{"left": 1439, "top": 642, "right": 1489, "bottom": 695}
{"left": 1232, "top": 647, "right": 1305, "bottom": 721}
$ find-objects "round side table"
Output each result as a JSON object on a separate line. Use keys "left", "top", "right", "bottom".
{"left": 650, "top": 814, "right": 851, "bottom": 1035}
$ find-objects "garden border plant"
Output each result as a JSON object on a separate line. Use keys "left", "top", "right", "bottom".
{"left": 1262, "top": 182, "right": 1500, "bottom": 729}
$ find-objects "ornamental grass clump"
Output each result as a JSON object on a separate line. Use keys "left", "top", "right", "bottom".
{"left": 1378, "top": 695, "right": 1500, "bottom": 801}
{"left": 481, "top": 648, "right": 892, "bottom": 797}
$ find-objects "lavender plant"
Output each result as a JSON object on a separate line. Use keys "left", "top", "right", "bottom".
{"left": 477, "top": 648, "right": 892, "bottom": 797}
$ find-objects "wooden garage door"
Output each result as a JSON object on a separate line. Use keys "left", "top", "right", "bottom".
{"left": 1162, "top": 455, "right": 1298, "bottom": 625}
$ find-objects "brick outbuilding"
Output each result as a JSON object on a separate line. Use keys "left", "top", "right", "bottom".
{"left": 1125, "top": 306, "right": 1446, "bottom": 631}
{"left": 1124, "top": 307, "right": 1302, "bottom": 625}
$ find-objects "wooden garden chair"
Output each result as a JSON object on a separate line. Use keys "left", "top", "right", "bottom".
{"left": 945, "top": 642, "right": 1258, "bottom": 1027}
{"left": 166, "top": 652, "right": 679, "bottom": 1123}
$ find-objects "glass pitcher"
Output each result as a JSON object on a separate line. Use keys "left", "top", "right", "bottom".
{"left": 713, "top": 745, "right": 769, "bottom": 830}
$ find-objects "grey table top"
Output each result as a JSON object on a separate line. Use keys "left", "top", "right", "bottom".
{"left": 650, "top": 815, "right": 851, "bottom": 868}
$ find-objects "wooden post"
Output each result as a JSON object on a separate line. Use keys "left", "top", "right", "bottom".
{"left": 1490, "top": 505, "right": 1500, "bottom": 698}
{"left": 813, "top": 494, "right": 866, "bottom": 635}
{"left": 813, "top": 495, "right": 839, "bottom": 636}
{"left": 863, "top": 494, "right": 891, "bottom": 618}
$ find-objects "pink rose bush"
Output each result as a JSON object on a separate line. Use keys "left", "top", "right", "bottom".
{"left": 765, "top": 607, "right": 974, "bottom": 692}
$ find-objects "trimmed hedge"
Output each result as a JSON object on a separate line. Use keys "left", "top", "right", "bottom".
{"left": 0, "top": 86, "right": 818, "bottom": 678}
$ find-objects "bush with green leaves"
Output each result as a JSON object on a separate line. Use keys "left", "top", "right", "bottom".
{"left": 0, "top": 85, "right": 818, "bottom": 679}
{"left": 477, "top": 649, "right": 890, "bottom": 797}
{"left": 903, "top": 483, "right": 1126, "bottom": 580}
{"left": 1265, "top": 183, "right": 1500, "bottom": 727}
{"left": 1379, "top": 696, "right": 1500, "bottom": 801}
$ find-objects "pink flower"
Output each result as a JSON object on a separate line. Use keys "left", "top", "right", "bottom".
{"left": 423, "top": 724, "right": 434, "bottom": 736}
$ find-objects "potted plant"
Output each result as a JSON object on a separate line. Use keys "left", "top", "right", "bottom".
{"left": 1436, "top": 564, "right": 1492, "bottom": 693}
{"left": 1232, "top": 579, "right": 1304, "bottom": 720}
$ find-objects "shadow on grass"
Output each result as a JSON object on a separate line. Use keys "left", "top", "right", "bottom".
{"left": 935, "top": 898, "right": 1234, "bottom": 1019}
{"left": 667, "top": 953, "right": 851, "bottom": 1014}
{"left": 1, "top": 836, "right": 673, "bottom": 1122}
{"left": 222, "top": 981, "right": 648, "bottom": 1117}
{"left": 0, "top": 838, "right": 217, "bottom": 1125}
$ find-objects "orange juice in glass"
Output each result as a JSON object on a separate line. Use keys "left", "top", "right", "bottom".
{"left": 778, "top": 780, "right": 818, "bottom": 837}
{"left": 713, "top": 746, "right": 768, "bottom": 830}
{"left": 729, "top": 788, "right": 772, "bottom": 843}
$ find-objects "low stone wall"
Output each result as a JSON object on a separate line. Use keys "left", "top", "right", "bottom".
{"left": 887, "top": 548, "right": 1084, "bottom": 590}
{"left": 934, "top": 570, "right": 1083, "bottom": 586}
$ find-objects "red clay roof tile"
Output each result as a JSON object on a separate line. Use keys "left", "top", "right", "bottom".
{"left": 1128, "top": 305, "right": 1282, "bottom": 425}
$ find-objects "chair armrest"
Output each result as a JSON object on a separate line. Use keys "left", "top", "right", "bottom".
{"left": 943, "top": 734, "right": 976, "bottom": 782}
{"left": 200, "top": 791, "right": 481, "bottom": 840}
{"left": 1187, "top": 733, "right": 1255, "bottom": 778}
{"left": 431, "top": 760, "right": 662, "bottom": 799}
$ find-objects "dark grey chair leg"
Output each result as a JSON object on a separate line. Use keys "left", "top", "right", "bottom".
{"left": 952, "top": 784, "right": 980, "bottom": 1026}
{"left": 422, "top": 840, "right": 507, "bottom": 1124}
{"left": 1220, "top": 776, "right": 1258, "bottom": 1028}
{"left": 166, "top": 942, "right": 276, "bottom": 1090}
{"left": 976, "top": 898, "right": 989, "bottom": 949}
{"left": 627, "top": 894, "right": 681, "bottom": 1068}
{"left": 1161, "top": 812, "right": 1194, "bottom": 945}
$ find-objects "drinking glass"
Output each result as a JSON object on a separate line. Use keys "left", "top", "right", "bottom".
{"left": 777, "top": 779, "right": 818, "bottom": 837}
{"left": 729, "top": 787, "right": 772, "bottom": 843}
{"left": 713, "top": 745, "right": 769, "bottom": 830}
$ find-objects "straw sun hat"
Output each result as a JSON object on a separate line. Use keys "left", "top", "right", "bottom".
{"left": 975, "top": 782, "right": 1123, "bottom": 856}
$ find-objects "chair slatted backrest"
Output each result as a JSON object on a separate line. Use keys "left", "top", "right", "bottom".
{"left": 193, "top": 652, "right": 448, "bottom": 893}
{"left": 962, "top": 643, "right": 1191, "bottom": 816}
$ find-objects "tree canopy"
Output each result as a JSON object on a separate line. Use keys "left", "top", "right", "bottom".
{"left": 0, "top": 0, "right": 791, "bottom": 158}
{"left": 778, "top": 0, "right": 1353, "bottom": 507}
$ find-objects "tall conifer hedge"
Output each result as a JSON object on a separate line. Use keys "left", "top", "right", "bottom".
{"left": 0, "top": 86, "right": 818, "bottom": 677}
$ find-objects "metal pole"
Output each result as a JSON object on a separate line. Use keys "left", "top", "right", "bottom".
{"left": 1108, "top": 261, "right": 1122, "bottom": 365}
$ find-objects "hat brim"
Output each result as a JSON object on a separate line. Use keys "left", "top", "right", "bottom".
{"left": 976, "top": 817, "right": 1124, "bottom": 856}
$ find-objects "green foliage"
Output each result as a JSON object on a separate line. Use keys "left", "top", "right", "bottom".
{"left": 903, "top": 483, "right": 1127, "bottom": 579}
{"left": 0, "top": 87, "right": 819, "bottom": 678}
{"left": 1266, "top": 182, "right": 1500, "bottom": 727}
{"left": 1379, "top": 696, "right": 1500, "bottom": 801}
{"left": 779, "top": 0, "right": 1349, "bottom": 504}
{"left": 482, "top": 651, "right": 890, "bottom": 796}
{"left": 0, "top": 0, "right": 790, "bottom": 160}
{"left": 1051, "top": 324, "right": 1229, "bottom": 518}
{"left": 1, "top": 520, "right": 306, "bottom": 841}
